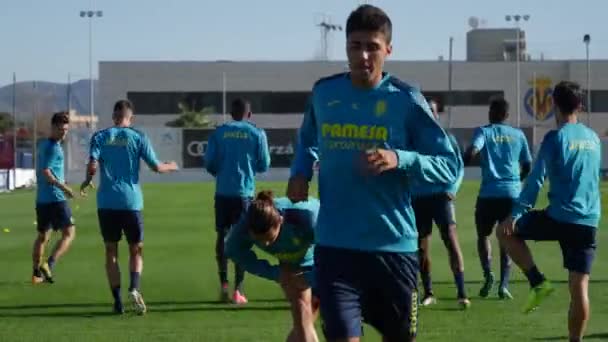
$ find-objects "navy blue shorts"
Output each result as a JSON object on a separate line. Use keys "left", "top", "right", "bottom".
{"left": 214, "top": 195, "right": 251, "bottom": 231}
{"left": 36, "top": 201, "right": 74, "bottom": 232}
{"left": 315, "top": 246, "right": 419, "bottom": 340}
{"left": 412, "top": 193, "right": 457, "bottom": 238}
{"left": 98, "top": 209, "right": 144, "bottom": 244}
{"left": 515, "top": 210, "right": 597, "bottom": 274}
{"left": 475, "top": 197, "right": 514, "bottom": 236}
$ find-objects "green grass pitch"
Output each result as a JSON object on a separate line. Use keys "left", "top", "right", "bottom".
{"left": 0, "top": 181, "right": 607, "bottom": 341}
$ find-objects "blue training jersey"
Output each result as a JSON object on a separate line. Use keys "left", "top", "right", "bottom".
{"left": 204, "top": 121, "right": 271, "bottom": 198}
{"left": 471, "top": 124, "right": 532, "bottom": 198}
{"left": 89, "top": 126, "right": 161, "bottom": 211}
{"left": 36, "top": 138, "right": 66, "bottom": 204}
{"left": 225, "top": 197, "right": 319, "bottom": 282}
{"left": 512, "top": 122, "right": 602, "bottom": 227}
{"left": 410, "top": 132, "right": 464, "bottom": 197}
{"left": 290, "top": 73, "right": 460, "bottom": 253}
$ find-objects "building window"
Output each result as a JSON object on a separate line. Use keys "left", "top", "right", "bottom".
{"left": 590, "top": 90, "right": 608, "bottom": 113}
{"left": 128, "top": 90, "right": 505, "bottom": 115}
{"left": 128, "top": 91, "right": 311, "bottom": 114}
{"left": 424, "top": 91, "right": 505, "bottom": 112}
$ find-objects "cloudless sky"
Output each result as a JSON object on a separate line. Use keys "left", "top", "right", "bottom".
{"left": 2, "top": 0, "right": 608, "bottom": 85}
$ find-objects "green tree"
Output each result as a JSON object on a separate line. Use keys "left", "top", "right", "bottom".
{"left": 165, "top": 102, "right": 216, "bottom": 128}
{"left": 0, "top": 113, "right": 14, "bottom": 133}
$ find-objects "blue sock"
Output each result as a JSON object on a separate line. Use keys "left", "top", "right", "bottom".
{"left": 111, "top": 287, "right": 121, "bottom": 304}
{"left": 524, "top": 265, "right": 545, "bottom": 288}
{"left": 499, "top": 250, "right": 511, "bottom": 289}
{"left": 421, "top": 271, "right": 433, "bottom": 296}
{"left": 129, "top": 272, "right": 141, "bottom": 292}
{"left": 477, "top": 238, "right": 491, "bottom": 276}
{"left": 47, "top": 256, "right": 56, "bottom": 271}
{"left": 454, "top": 272, "right": 466, "bottom": 299}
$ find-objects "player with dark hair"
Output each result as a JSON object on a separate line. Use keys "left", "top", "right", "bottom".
{"left": 464, "top": 97, "right": 532, "bottom": 299}
{"left": 412, "top": 98, "right": 468, "bottom": 308}
{"left": 81, "top": 99, "right": 178, "bottom": 314}
{"left": 288, "top": 5, "right": 460, "bottom": 341}
{"left": 498, "top": 81, "right": 601, "bottom": 342}
{"left": 204, "top": 98, "right": 271, "bottom": 304}
{"left": 226, "top": 190, "right": 320, "bottom": 342}
{"left": 32, "top": 112, "right": 75, "bottom": 284}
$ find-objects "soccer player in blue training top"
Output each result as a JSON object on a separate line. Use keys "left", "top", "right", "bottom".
{"left": 498, "top": 81, "right": 601, "bottom": 342}
{"left": 287, "top": 5, "right": 460, "bottom": 341}
{"left": 411, "top": 98, "right": 468, "bottom": 309}
{"left": 464, "top": 97, "right": 532, "bottom": 300}
{"left": 226, "top": 190, "right": 320, "bottom": 342}
{"left": 80, "top": 100, "right": 178, "bottom": 315}
{"left": 204, "top": 98, "right": 271, "bottom": 304}
{"left": 32, "top": 112, "right": 76, "bottom": 284}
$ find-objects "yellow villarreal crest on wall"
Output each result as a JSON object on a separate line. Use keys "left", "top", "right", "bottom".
{"left": 524, "top": 77, "right": 555, "bottom": 121}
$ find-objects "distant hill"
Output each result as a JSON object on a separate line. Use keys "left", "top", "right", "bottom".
{"left": 0, "top": 80, "right": 98, "bottom": 121}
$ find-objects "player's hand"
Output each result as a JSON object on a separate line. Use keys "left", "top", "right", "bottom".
{"left": 61, "top": 185, "right": 75, "bottom": 199}
{"left": 79, "top": 180, "right": 95, "bottom": 197}
{"left": 364, "top": 148, "right": 398, "bottom": 174}
{"left": 287, "top": 175, "right": 309, "bottom": 202}
{"left": 499, "top": 217, "right": 516, "bottom": 236}
{"left": 165, "top": 161, "right": 179, "bottom": 171}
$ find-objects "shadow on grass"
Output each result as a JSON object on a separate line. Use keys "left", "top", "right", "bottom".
{"left": 0, "top": 298, "right": 286, "bottom": 311}
{"left": 0, "top": 298, "right": 289, "bottom": 317}
{"left": 0, "top": 304, "right": 290, "bottom": 318}
{"left": 425, "top": 307, "right": 467, "bottom": 312}
{"left": 533, "top": 333, "right": 608, "bottom": 340}
{"left": 431, "top": 279, "right": 608, "bottom": 285}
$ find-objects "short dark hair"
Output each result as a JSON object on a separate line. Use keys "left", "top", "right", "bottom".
{"left": 51, "top": 111, "right": 69, "bottom": 126}
{"left": 552, "top": 81, "right": 583, "bottom": 115}
{"left": 113, "top": 99, "right": 134, "bottom": 113}
{"left": 489, "top": 97, "right": 509, "bottom": 123}
{"left": 346, "top": 5, "right": 392, "bottom": 43}
{"left": 230, "top": 98, "right": 251, "bottom": 120}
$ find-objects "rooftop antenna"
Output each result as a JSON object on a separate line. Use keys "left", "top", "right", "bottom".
{"left": 315, "top": 13, "right": 342, "bottom": 61}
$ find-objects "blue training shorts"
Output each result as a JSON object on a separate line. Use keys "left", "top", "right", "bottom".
{"left": 314, "top": 245, "right": 419, "bottom": 340}
{"left": 36, "top": 201, "right": 73, "bottom": 232}
{"left": 214, "top": 195, "right": 251, "bottom": 231}
{"left": 98, "top": 209, "right": 144, "bottom": 244}
{"left": 515, "top": 210, "right": 596, "bottom": 274}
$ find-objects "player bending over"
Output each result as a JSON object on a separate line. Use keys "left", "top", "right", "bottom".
{"left": 498, "top": 81, "right": 601, "bottom": 342}
{"left": 226, "top": 191, "right": 320, "bottom": 342}
{"left": 32, "top": 112, "right": 76, "bottom": 284}
{"left": 81, "top": 100, "right": 178, "bottom": 314}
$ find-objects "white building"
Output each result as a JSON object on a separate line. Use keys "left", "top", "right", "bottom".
{"left": 94, "top": 29, "right": 608, "bottom": 178}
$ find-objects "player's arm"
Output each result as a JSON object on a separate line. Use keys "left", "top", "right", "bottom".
{"left": 463, "top": 127, "right": 485, "bottom": 166}
{"left": 255, "top": 129, "right": 271, "bottom": 173}
{"left": 40, "top": 146, "right": 73, "bottom": 198}
{"left": 81, "top": 133, "right": 100, "bottom": 196}
{"left": 511, "top": 133, "right": 553, "bottom": 220}
{"left": 141, "top": 134, "right": 178, "bottom": 174}
{"left": 225, "top": 219, "right": 280, "bottom": 282}
{"left": 286, "top": 199, "right": 320, "bottom": 244}
{"left": 519, "top": 132, "right": 533, "bottom": 180}
{"left": 388, "top": 90, "right": 459, "bottom": 184}
{"left": 203, "top": 131, "right": 219, "bottom": 176}
{"left": 288, "top": 97, "right": 319, "bottom": 202}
